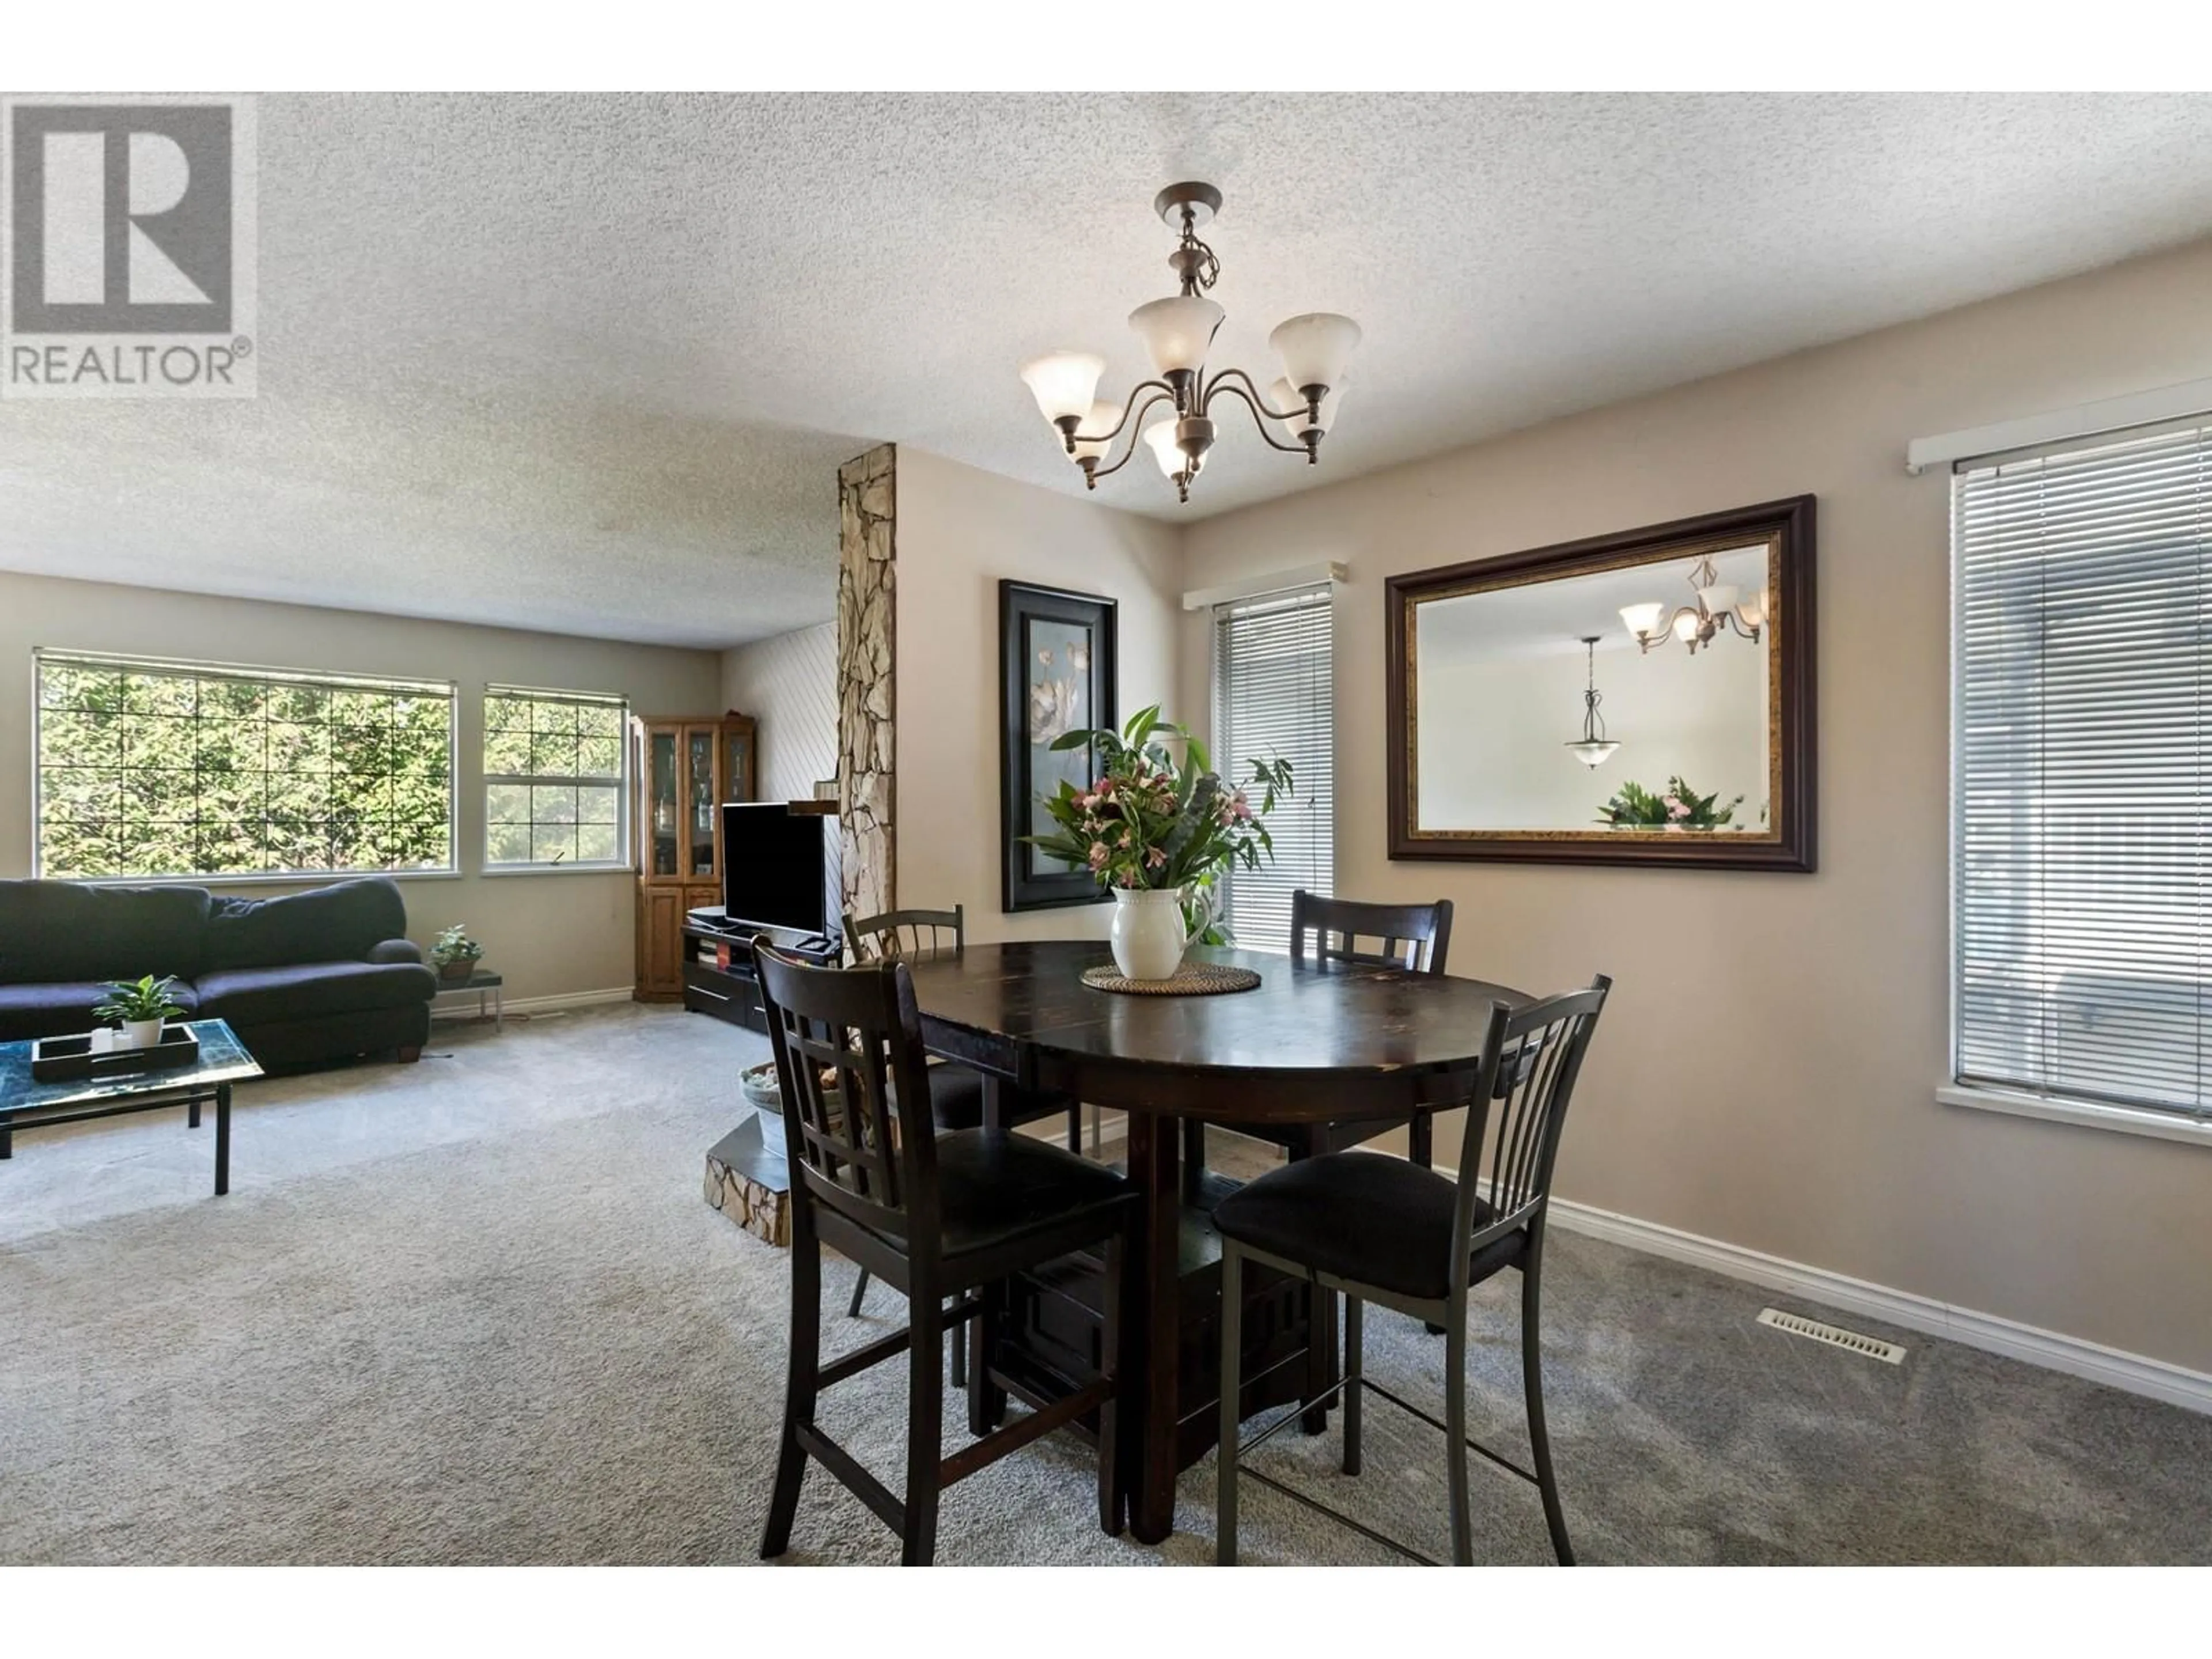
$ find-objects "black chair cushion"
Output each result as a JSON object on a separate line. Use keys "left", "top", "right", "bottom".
{"left": 1210, "top": 1150, "right": 1525, "bottom": 1303}
{"left": 920, "top": 1063, "right": 1073, "bottom": 1135}
{"left": 931, "top": 1128, "right": 1132, "bottom": 1259}
{"left": 925, "top": 1063, "right": 988, "bottom": 1130}
{"left": 0, "top": 978, "right": 202, "bottom": 1043}
{"left": 194, "top": 959, "right": 437, "bottom": 1026}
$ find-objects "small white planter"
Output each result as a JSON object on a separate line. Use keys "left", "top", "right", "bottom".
{"left": 119, "top": 1018, "right": 165, "bottom": 1050}
{"left": 1110, "top": 887, "right": 1191, "bottom": 982}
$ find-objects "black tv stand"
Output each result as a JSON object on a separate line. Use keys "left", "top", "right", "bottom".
{"left": 680, "top": 906, "right": 838, "bottom": 1033}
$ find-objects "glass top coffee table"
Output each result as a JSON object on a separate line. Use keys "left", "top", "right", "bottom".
{"left": 0, "top": 1018, "right": 262, "bottom": 1196}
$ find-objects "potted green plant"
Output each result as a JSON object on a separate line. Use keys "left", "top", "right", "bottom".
{"left": 93, "top": 974, "right": 187, "bottom": 1050}
{"left": 1597, "top": 775, "right": 1745, "bottom": 831}
{"left": 1026, "top": 704, "right": 1293, "bottom": 982}
{"left": 431, "top": 924, "right": 484, "bottom": 984}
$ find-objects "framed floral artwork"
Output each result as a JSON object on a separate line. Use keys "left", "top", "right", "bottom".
{"left": 999, "top": 580, "right": 1118, "bottom": 911}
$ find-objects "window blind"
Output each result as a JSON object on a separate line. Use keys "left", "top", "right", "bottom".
{"left": 1213, "top": 585, "right": 1334, "bottom": 952}
{"left": 1953, "top": 422, "right": 2211, "bottom": 1121}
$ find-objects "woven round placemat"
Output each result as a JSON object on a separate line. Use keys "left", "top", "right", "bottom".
{"left": 1080, "top": 961, "right": 1262, "bottom": 997}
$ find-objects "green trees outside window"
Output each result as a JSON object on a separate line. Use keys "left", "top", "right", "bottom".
{"left": 35, "top": 654, "right": 456, "bottom": 880}
{"left": 483, "top": 688, "right": 628, "bottom": 869}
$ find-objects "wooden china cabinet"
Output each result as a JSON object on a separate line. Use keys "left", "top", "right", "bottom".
{"left": 632, "top": 711, "right": 756, "bottom": 1000}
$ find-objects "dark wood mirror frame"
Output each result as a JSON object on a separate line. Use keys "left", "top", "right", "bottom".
{"left": 1385, "top": 495, "right": 1817, "bottom": 873}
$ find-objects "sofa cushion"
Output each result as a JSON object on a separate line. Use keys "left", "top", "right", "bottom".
{"left": 0, "top": 881, "right": 211, "bottom": 985}
{"left": 203, "top": 877, "right": 410, "bottom": 971}
{"left": 0, "top": 978, "right": 202, "bottom": 1043}
{"left": 194, "top": 959, "right": 437, "bottom": 1027}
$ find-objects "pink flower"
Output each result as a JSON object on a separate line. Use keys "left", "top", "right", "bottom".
{"left": 1665, "top": 797, "right": 1690, "bottom": 819}
{"left": 1087, "top": 842, "right": 1109, "bottom": 869}
{"left": 1231, "top": 790, "right": 1253, "bottom": 822}
{"left": 1147, "top": 846, "right": 1166, "bottom": 869}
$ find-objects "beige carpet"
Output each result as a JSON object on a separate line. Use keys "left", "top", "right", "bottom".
{"left": 3, "top": 1003, "right": 2209, "bottom": 1565}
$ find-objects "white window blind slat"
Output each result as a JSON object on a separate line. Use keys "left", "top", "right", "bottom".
{"left": 1213, "top": 586, "right": 1334, "bottom": 952}
{"left": 1952, "top": 422, "right": 2212, "bottom": 1121}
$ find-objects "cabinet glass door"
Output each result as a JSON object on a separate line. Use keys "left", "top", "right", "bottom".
{"left": 687, "top": 728, "right": 717, "bottom": 877}
{"left": 649, "top": 730, "right": 679, "bottom": 877}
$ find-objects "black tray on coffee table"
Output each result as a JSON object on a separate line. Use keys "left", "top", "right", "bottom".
{"left": 30, "top": 1024, "right": 202, "bottom": 1082}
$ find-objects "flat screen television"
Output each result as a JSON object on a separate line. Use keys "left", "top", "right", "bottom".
{"left": 722, "top": 802, "right": 831, "bottom": 938}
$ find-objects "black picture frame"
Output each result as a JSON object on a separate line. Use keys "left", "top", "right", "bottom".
{"left": 1000, "top": 580, "right": 1118, "bottom": 911}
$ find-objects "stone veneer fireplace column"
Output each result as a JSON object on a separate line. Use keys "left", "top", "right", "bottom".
{"left": 836, "top": 444, "right": 896, "bottom": 923}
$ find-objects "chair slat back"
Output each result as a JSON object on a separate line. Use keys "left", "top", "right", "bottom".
{"left": 1453, "top": 976, "right": 1612, "bottom": 1270}
{"left": 844, "top": 904, "right": 965, "bottom": 966}
{"left": 1290, "top": 890, "right": 1454, "bottom": 975}
{"left": 752, "top": 940, "right": 941, "bottom": 1245}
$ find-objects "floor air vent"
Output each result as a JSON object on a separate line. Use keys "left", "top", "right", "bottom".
{"left": 1756, "top": 1308, "right": 1907, "bottom": 1364}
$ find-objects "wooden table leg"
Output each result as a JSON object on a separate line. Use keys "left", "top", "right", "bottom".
{"left": 1123, "top": 1110, "right": 1181, "bottom": 1546}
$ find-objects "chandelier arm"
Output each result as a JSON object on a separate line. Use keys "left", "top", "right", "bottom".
{"left": 1206, "top": 378, "right": 1318, "bottom": 456}
{"left": 1074, "top": 378, "right": 1179, "bottom": 450}
{"left": 1201, "top": 365, "right": 1312, "bottom": 424}
{"left": 1086, "top": 391, "right": 1176, "bottom": 480}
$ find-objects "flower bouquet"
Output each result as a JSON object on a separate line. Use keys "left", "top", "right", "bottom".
{"left": 1597, "top": 776, "right": 1744, "bottom": 831}
{"left": 1027, "top": 704, "right": 1292, "bottom": 979}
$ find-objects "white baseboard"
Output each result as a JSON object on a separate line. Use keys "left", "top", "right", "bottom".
{"left": 972, "top": 1113, "right": 2212, "bottom": 1417}
{"left": 1540, "top": 1192, "right": 2212, "bottom": 1417}
{"left": 431, "top": 986, "right": 635, "bottom": 1020}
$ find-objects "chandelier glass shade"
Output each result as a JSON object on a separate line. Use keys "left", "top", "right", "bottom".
{"left": 1564, "top": 635, "right": 1620, "bottom": 768}
{"left": 1019, "top": 182, "right": 1359, "bottom": 505}
{"left": 1017, "top": 352, "right": 1105, "bottom": 425}
{"left": 1619, "top": 554, "right": 1767, "bottom": 656}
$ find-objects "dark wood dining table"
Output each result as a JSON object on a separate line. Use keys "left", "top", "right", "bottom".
{"left": 903, "top": 937, "right": 1531, "bottom": 1544}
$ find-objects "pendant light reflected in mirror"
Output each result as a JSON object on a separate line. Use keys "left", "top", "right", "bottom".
{"left": 1565, "top": 635, "right": 1620, "bottom": 768}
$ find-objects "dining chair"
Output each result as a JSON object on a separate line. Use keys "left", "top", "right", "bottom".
{"left": 1185, "top": 891, "right": 1458, "bottom": 1416}
{"left": 842, "top": 904, "right": 1094, "bottom": 1341}
{"left": 752, "top": 940, "right": 1140, "bottom": 1566}
{"left": 1213, "top": 975, "right": 1611, "bottom": 1566}
{"left": 1183, "top": 890, "right": 1456, "bottom": 1187}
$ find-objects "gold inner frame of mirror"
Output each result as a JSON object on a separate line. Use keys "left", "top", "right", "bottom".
{"left": 1402, "top": 529, "right": 1786, "bottom": 843}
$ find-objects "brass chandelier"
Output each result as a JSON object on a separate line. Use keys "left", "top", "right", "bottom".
{"left": 1018, "top": 182, "right": 1361, "bottom": 504}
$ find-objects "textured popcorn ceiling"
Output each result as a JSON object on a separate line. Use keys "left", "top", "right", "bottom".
{"left": 5, "top": 92, "right": 2212, "bottom": 647}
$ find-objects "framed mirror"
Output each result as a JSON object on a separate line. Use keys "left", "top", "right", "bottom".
{"left": 1386, "top": 495, "right": 1815, "bottom": 871}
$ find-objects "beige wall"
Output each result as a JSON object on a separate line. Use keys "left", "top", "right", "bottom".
{"left": 895, "top": 448, "right": 1184, "bottom": 946}
{"left": 0, "top": 571, "right": 721, "bottom": 1003}
{"left": 1177, "top": 237, "right": 2212, "bottom": 1376}
{"left": 721, "top": 622, "right": 837, "bottom": 804}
